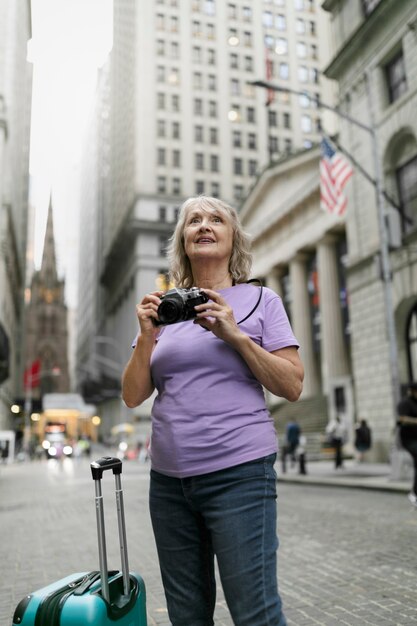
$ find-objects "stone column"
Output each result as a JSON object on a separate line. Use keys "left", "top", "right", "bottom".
{"left": 289, "top": 253, "right": 320, "bottom": 397}
{"left": 266, "top": 266, "right": 284, "bottom": 298}
{"left": 317, "top": 235, "right": 350, "bottom": 391}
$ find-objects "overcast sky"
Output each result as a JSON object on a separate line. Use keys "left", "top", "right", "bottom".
{"left": 28, "top": 0, "right": 113, "bottom": 306}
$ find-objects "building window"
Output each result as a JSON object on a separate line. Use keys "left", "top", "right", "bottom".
{"left": 209, "top": 127, "right": 218, "bottom": 144}
{"left": 194, "top": 98, "right": 203, "bottom": 115}
{"left": 234, "top": 158, "right": 243, "bottom": 175}
{"left": 242, "top": 6, "right": 252, "bottom": 20}
{"left": 296, "top": 19, "right": 305, "bottom": 34}
{"left": 159, "top": 236, "right": 168, "bottom": 256}
{"left": 263, "top": 11, "right": 273, "bottom": 27}
{"left": 208, "top": 74, "right": 217, "bottom": 90}
{"left": 170, "top": 16, "right": 178, "bottom": 32}
{"left": 172, "top": 94, "right": 180, "bottom": 111}
{"left": 193, "top": 72, "right": 203, "bottom": 89}
{"left": 275, "top": 38, "right": 287, "bottom": 55}
{"left": 196, "top": 180, "right": 205, "bottom": 194}
{"left": 248, "top": 160, "right": 258, "bottom": 176}
{"left": 243, "top": 31, "right": 252, "bottom": 46}
{"left": 283, "top": 112, "right": 291, "bottom": 128}
{"left": 268, "top": 110, "right": 277, "bottom": 127}
{"left": 228, "top": 3, "right": 237, "bottom": 19}
{"left": 157, "top": 93, "right": 166, "bottom": 109}
{"left": 157, "top": 65, "right": 165, "bottom": 82}
{"left": 173, "top": 150, "right": 181, "bottom": 167}
{"left": 173, "top": 178, "right": 181, "bottom": 195}
{"left": 157, "top": 120, "right": 166, "bottom": 137}
{"left": 276, "top": 14, "right": 286, "bottom": 30}
{"left": 157, "top": 176, "right": 166, "bottom": 193}
{"left": 397, "top": 155, "right": 417, "bottom": 233}
{"left": 301, "top": 114, "right": 312, "bottom": 132}
{"left": 195, "top": 125, "right": 204, "bottom": 142}
{"left": 204, "top": 0, "right": 215, "bottom": 16}
{"left": 298, "top": 65, "right": 308, "bottom": 82}
{"left": 211, "top": 182, "right": 220, "bottom": 197}
{"left": 170, "top": 42, "right": 179, "bottom": 58}
{"left": 385, "top": 50, "right": 407, "bottom": 104}
{"left": 210, "top": 155, "right": 219, "bottom": 172}
{"left": 279, "top": 63, "right": 289, "bottom": 79}
{"left": 244, "top": 55, "right": 253, "bottom": 71}
{"left": 195, "top": 153, "right": 205, "bottom": 170}
{"left": 231, "top": 78, "right": 240, "bottom": 95}
{"left": 207, "top": 49, "right": 216, "bottom": 64}
{"left": 207, "top": 23, "right": 216, "bottom": 39}
{"left": 247, "top": 107, "right": 256, "bottom": 123}
{"left": 233, "top": 130, "right": 242, "bottom": 147}
{"left": 297, "top": 42, "right": 307, "bottom": 58}
{"left": 157, "top": 148, "right": 166, "bottom": 165}
{"left": 172, "top": 122, "right": 180, "bottom": 139}
{"left": 234, "top": 185, "right": 244, "bottom": 201}
{"left": 269, "top": 136, "right": 279, "bottom": 153}
{"left": 230, "top": 53, "right": 239, "bottom": 69}
{"left": 193, "top": 46, "right": 202, "bottom": 63}
{"left": 209, "top": 100, "right": 217, "bottom": 117}
{"left": 248, "top": 133, "right": 257, "bottom": 149}
{"left": 159, "top": 206, "right": 167, "bottom": 221}
{"left": 157, "top": 39, "right": 165, "bottom": 56}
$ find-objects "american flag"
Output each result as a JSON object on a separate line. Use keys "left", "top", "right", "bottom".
{"left": 320, "top": 136, "right": 353, "bottom": 216}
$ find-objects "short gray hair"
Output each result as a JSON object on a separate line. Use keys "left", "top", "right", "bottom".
{"left": 167, "top": 196, "right": 252, "bottom": 288}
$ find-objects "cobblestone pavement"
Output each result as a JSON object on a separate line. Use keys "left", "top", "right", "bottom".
{"left": 1, "top": 456, "right": 417, "bottom": 625}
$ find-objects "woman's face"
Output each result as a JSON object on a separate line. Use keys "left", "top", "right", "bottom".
{"left": 182, "top": 205, "right": 234, "bottom": 267}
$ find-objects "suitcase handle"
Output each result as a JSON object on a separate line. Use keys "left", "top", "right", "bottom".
{"left": 90, "top": 456, "right": 122, "bottom": 480}
{"left": 90, "top": 457, "right": 130, "bottom": 604}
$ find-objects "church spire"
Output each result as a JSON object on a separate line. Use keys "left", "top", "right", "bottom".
{"left": 40, "top": 196, "right": 58, "bottom": 288}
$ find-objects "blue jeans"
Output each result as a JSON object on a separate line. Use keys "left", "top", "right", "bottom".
{"left": 149, "top": 454, "right": 287, "bottom": 626}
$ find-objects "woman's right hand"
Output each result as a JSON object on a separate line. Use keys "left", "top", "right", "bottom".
{"left": 136, "top": 291, "right": 164, "bottom": 340}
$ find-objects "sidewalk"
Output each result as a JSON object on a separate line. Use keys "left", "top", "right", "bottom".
{"left": 277, "top": 458, "right": 411, "bottom": 492}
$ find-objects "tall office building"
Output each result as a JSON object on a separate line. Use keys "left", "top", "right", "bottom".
{"left": 77, "top": 0, "right": 334, "bottom": 427}
{"left": 0, "top": 0, "right": 32, "bottom": 429}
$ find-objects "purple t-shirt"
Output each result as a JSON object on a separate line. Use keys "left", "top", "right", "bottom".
{"left": 145, "top": 283, "right": 299, "bottom": 478}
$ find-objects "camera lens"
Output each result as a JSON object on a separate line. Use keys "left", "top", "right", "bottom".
{"left": 158, "top": 300, "right": 182, "bottom": 324}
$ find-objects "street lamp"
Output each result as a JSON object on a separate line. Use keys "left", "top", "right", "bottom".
{"left": 248, "top": 78, "right": 400, "bottom": 417}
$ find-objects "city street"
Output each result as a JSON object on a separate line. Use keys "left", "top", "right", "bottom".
{"left": 1, "top": 453, "right": 417, "bottom": 626}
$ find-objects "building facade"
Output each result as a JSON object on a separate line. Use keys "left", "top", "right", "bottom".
{"left": 240, "top": 147, "right": 352, "bottom": 456}
{"left": 0, "top": 0, "right": 32, "bottom": 429}
{"left": 240, "top": 0, "right": 417, "bottom": 463}
{"left": 322, "top": 0, "right": 417, "bottom": 460}
{"left": 76, "top": 0, "right": 336, "bottom": 431}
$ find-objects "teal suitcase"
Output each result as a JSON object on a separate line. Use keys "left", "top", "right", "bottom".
{"left": 12, "top": 457, "right": 147, "bottom": 625}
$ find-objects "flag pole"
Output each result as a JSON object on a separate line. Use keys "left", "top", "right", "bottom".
{"left": 248, "top": 79, "right": 400, "bottom": 429}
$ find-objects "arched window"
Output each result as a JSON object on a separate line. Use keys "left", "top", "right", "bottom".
{"left": 406, "top": 303, "right": 417, "bottom": 382}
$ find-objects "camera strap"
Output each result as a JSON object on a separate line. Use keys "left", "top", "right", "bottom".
{"left": 237, "top": 279, "right": 263, "bottom": 325}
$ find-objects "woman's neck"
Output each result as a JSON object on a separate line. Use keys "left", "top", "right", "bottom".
{"left": 191, "top": 266, "right": 233, "bottom": 291}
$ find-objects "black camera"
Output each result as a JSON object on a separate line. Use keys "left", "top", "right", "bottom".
{"left": 155, "top": 287, "right": 209, "bottom": 326}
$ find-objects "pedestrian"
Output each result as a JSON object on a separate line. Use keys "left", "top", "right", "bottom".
{"left": 296, "top": 431, "right": 308, "bottom": 475}
{"left": 281, "top": 418, "right": 300, "bottom": 473}
{"left": 397, "top": 382, "right": 417, "bottom": 507}
{"left": 326, "top": 415, "right": 347, "bottom": 469}
{"left": 354, "top": 418, "right": 372, "bottom": 462}
{"left": 122, "top": 195, "right": 304, "bottom": 626}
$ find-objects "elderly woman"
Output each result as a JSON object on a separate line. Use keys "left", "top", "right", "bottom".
{"left": 122, "top": 196, "right": 303, "bottom": 626}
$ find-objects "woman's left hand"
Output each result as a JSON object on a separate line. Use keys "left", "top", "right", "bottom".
{"left": 193, "top": 288, "right": 243, "bottom": 345}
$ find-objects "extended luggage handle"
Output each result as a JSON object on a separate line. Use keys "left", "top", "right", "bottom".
{"left": 90, "top": 457, "right": 130, "bottom": 604}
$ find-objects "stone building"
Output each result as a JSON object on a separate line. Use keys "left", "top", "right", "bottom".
{"left": 24, "top": 201, "right": 70, "bottom": 399}
{"left": 241, "top": 0, "right": 417, "bottom": 462}
{"left": 0, "top": 0, "right": 32, "bottom": 429}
